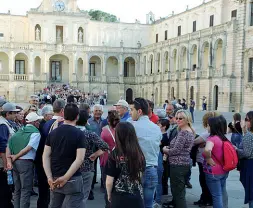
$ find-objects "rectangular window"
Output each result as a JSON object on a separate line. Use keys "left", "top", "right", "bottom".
{"left": 156, "top": 34, "right": 158, "bottom": 43}
{"left": 15, "top": 60, "right": 25, "bottom": 74}
{"left": 231, "top": 10, "right": 237, "bottom": 18}
{"left": 89, "top": 63, "right": 95, "bottom": 76}
{"left": 165, "top": 30, "right": 168, "bottom": 40}
{"left": 178, "top": 26, "right": 181, "bottom": 36}
{"left": 0, "top": 33, "right": 3, "bottom": 37}
{"left": 51, "top": 61, "right": 61, "bottom": 81}
{"left": 251, "top": 3, "right": 253, "bottom": 26}
{"left": 193, "top": 21, "right": 196, "bottom": 32}
{"left": 124, "top": 62, "right": 128, "bottom": 77}
{"left": 249, "top": 58, "right": 253, "bottom": 82}
{"left": 210, "top": 15, "right": 214, "bottom": 27}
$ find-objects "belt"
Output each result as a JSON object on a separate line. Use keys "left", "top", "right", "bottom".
{"left": 17, "top": 159, "right": 33, "bottom": 162}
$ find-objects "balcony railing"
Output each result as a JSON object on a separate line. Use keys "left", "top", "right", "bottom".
{"left": 123, "top": 77, "right": 136, "bottom": 84}
{"left": 14, "top": 74, "right": 28, "bottom": 81}
{"left": 200, "top": 70, "right": 208, "bottom": 78}
{"left": 190, "top": 71, "right": 196, "bottom": 79}
{"left": 107, "top": 77, "right": 119, "bottom": 83}
{"left": 89, "top": 76, "right": 102, "bottom": 82}
{"left": 0, "top": 74, "right": 9, "bottom": 81}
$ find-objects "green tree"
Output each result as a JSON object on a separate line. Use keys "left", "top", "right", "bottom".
{"left": 87, "top": 9, "right": 118, "bottom": 22}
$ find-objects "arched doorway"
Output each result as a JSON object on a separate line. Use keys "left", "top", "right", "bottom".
{"left": 106, "top": 56, "right": 118, "bottom": 76}
{"left": 124, "top": 57, "right": 135, "bottom": 77}
{"left": 89, "top": 56, "right": 102, "bottom": 76}
{"left": 0, "top": 52, "right": 9, "bottom": 74}
{"left": 34, "top": 56, "right": 41, "bottom": 77}
{"left": 49, "top": 54, "right": 69, "bottom": 83}
{"left": 213, "top": 85, "right": 219, "bottom": 110}
{"left": 202, "top": 42, "right": 210, "bottom": 70}
{"left": 15, "top": 53, "right": 28, "bottom": 74}
{"left": 126, "top": 88, "right": 133, "bottom": 103}
{"left": 190, "top": 86, "right": 194, "bottom": 100}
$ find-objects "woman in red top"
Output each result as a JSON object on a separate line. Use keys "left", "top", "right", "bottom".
{"left": 100, "top": 110, "right": 120, "bottom": 208}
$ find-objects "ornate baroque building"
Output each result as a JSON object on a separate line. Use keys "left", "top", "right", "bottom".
{"left": 0, "top": 0, "right": 252, "bottom": 112}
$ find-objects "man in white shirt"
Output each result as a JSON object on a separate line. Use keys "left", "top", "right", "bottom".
{"left": 8, "top": 112, "right": 42, "bottom": 208}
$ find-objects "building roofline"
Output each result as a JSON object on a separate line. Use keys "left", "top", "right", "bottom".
{"left": 152, "top": 0, "right": 219, "bottom": 25}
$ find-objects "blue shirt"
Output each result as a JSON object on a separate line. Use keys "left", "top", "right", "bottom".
{"left": 88, "top": 117, "right": 104, "bottom": 136}
{"left": 120, "top": 111, "right": 131, "bottom": 122}
{"left": 133, "top": 116, "right": 162, "bottom": 167}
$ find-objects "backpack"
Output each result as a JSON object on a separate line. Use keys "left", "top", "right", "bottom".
{"left": 222, "top": 140, "right": 238, "bottom": 171}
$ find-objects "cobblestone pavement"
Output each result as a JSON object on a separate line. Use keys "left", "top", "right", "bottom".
{"left": 21, "top": 105, "right": 247, "bottom": 208}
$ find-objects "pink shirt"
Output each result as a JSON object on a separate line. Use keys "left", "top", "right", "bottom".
{"left": 100, "top": 126, "right": 116, "bottom": 167}
{"left": 203, "top": 135, "right": 228, "bottom": 175}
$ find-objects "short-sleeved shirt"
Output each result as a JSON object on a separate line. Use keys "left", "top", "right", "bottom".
{"left": 20, "top": 132, "right": 41, "bottom": 160}
{"left": 196, "top": 131, "right": 210, "bottom": 163}
{"left": 203, "top": 135, "right": 228, "bottom": 175}
{"left": 46, "top": 124, "right": 88, "bottom": 177}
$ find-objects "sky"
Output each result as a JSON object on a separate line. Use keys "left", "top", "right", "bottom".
{"left": 0, "top": 0, "right": 209, "bottom": 23}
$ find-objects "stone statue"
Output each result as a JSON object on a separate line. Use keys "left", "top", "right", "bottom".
{"left": 78, "top": 30, "right": 83, "bottom": 43}
{"left": 35, "top": 28, "right": 40, "bottom": 41}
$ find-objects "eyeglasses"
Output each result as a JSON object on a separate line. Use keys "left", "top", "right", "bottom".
{"left": 245, "top": 118, "right": 249, "bottom": 122}
{"left": 175, "top": 117, "right": 184, "bottom": 121}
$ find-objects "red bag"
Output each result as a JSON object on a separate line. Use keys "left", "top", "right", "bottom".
{"left": 223, "top": 141, "right": 238, "bottom": 171}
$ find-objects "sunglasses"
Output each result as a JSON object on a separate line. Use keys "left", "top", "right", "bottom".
{"left": 175, "top": 117, "right": 184, "bottom": 121}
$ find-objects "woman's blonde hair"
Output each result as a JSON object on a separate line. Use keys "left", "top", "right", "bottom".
{"left": 202, "top": 111, "right": 221, "bottom": 128}
{"left": 175, "top": 109, "right": 195, "bottom": 134}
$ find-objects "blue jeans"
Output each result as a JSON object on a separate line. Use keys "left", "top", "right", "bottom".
{"left": 143, "top": 166, "right": 158, "bottom": 208}
{"left": 250, "top": 200, "right": 253, "bottom": 208}
{"left": 190, "top": 108, "right": 194, "bottom": 123}
{"left": 155, "top": 153, "right": 164, "bottom": 204}
{"left": 205, "top": 173, "right": 229, "bottom": 208}
{"left": 231, "top": 133, "right": 242, "bottom": 148}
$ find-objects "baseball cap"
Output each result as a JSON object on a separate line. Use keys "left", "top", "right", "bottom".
{"left": 25, "top": 112, "right": 43, "bottom": 123}
{"left": 2, "top": 103, "right": 20, "bottom": 112}
{"left": 113, "top": 99, "right": 129, "bottom": 108}
{"left": 0, "top": 97, "right": 7, "bottom": 107}
{"left": 30, "top": 95, "right": 39, "bottom": 101}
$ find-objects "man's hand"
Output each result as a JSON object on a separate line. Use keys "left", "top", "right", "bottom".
{"left": 53, "top": 176, "right": 68, "bottom": 188}
{"left": 206, "top": 158, "right": 216, "bottom": 166}
{"left": 10, "top": 155, "right": 18, "bottom": 162}
{"left": 48, "top": 178, "right": 55, "bottom": 190}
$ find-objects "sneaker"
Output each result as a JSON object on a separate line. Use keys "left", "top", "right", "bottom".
{"left": 162, "top": 201, "right": 175, "bottom": 208}
{"left": 153, "top": 202, "right": 162, "bottom": 208}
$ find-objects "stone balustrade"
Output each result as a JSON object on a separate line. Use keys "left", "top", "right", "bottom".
{"left": 200, "top": 70, "right": 208, "bottom": 78}
{"left": 171, "top": 73, "right": 176, "bottom": 80}
{"left": 89, "top": 76, "right": 102, "bottom": 82}
{"left": 13, "top": 74, "right": 29, "bottom": 81}
{"left": 0, "top": 74, "right": 9, "bottom": 81}
{"left": 123, "top": 77, "right": 136, "bottom": 84}
{"left": 190, "top": 71, "right": 196, "bottom": 79}
{"left": 107, "top": 76, "right": 119, "bottom": 83}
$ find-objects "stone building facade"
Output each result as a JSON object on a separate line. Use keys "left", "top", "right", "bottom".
{"left": 0, "top": 0, "right": 252, "bottom": 112}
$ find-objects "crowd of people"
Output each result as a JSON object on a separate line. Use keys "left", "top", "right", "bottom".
{"left": 0, "top": 93, "right": 252, "bottom": 208}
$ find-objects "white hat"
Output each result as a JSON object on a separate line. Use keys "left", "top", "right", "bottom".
{"left": 114, "top": 99, "right": 129, "bottom": 108}
{"left": 25, "top": 112, "right": 43, "bottom": 123}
